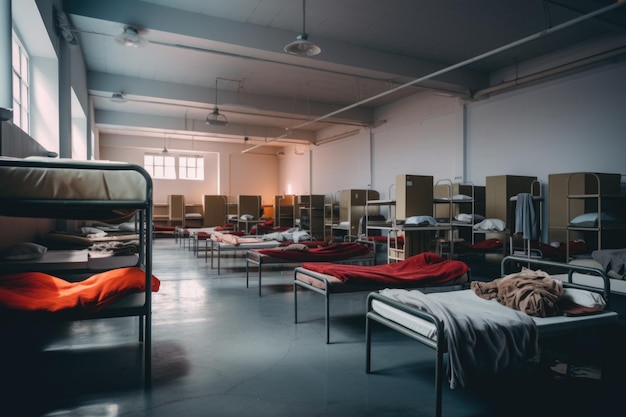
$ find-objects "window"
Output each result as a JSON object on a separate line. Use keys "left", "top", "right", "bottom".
{"left": 144, "top": 154, "right": 176, "bottom": 179}
{"left": 179, "top": 155, "right": 204, "bottom": 180}
{"left": 11, "top": 31, "right": 30, "bottom": 134}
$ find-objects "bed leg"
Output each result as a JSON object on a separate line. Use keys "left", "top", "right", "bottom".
{"left": 139, "top": 314, "right": 145, "bottom": 342}
{"left": 258, "top": 266, "right": 262, "bottom": 297}
{"left": 325, "top": 294, "right": 330, "bottom": 344}
{"left": 365, "top": 316, "right": 372, "bottom": 373}
{"left": 245, "top": 260, "right": 250, "bottom": 288}
{"left": 294, "top": 281, "right": 299, "bottom": 323}
{"left": 434, "top": 343, "right": 444, "bottom": 417}
{"left": 144, "top": 315, "right": 152, "bottom": 387}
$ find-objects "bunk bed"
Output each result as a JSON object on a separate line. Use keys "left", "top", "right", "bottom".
{"left": 245, "top": 240, "right": 376, "bottom": 296}
{"left": 365, "top": 255, "right": 618, "bottom": 417}
{"left": 293, "top": 252, "right": 470, "bottom": 343}
{"left": 565, "top": 172, "right": 626, "bottom": 261}
{"left": 0, "top": 157, "right": 157, "bottom": 385}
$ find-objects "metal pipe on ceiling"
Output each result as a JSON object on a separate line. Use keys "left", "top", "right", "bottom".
{"left": 473, "top": 45, "right": 626, "bottom": 99}
{"left": 242, "top": 0, "right": 625, "bottom": 154}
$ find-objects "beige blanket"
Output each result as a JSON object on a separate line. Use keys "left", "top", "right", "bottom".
{"left": 210, "top": 231, "right": 264, "bottom": 246}
{"left": 471, "top": 268, "right": 563, "bottom": 317}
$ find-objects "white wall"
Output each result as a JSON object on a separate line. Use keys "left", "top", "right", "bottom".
{"left": 466, "top": 62, "right": 626, "bottom": 187}
{"left": 278, "top": 144, "right": 311, "bottom": 196}
{"left": 307, "top": 91, "right": 464, "bottom": 201}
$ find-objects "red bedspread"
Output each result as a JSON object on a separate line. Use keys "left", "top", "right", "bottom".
{"left": 255, "top": 242, "right": 371, "bottom": 262}
{"left": 0, "top": 267, "right": 160, "bottom": 313}
{"left": 302, "top": 252, "right": 469, "bottom": 284}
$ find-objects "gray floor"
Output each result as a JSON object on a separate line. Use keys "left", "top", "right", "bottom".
{"left": 2, "top": 237, "right": 626, "bottom": 417}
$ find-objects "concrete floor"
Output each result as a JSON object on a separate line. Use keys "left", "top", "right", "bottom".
{"left": 2, "top": 238, "right": 626, "bottom": 417}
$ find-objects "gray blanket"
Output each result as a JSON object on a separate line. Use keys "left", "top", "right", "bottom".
{"left": 379, "top": 288, "right": 538, "bottom": 389}
{"left": 592, "top": 249, "right": 626, "bottom": 279}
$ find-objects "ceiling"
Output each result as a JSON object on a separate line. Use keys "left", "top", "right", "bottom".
{"left": 61, "top": 0, "right": 626, "bottom": 150}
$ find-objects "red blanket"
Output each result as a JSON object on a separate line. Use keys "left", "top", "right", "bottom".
{"left": 0, "top": 267, "right": 160, "bottom": 313}
{"left": 255, "top": 242, "right": 371, "bottom": 262}
{"left": 302, "top": 252, "right": 469, "bottom": 284}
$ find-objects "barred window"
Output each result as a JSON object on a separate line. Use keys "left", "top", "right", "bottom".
{"left": 179, "top": 155, "right": 204, "bottom": 180}
{"left": 11, "top": 32, "right": 30, "bottom": 133}
{"left": 144, "top": 153, "right": 176, "bottom": 179}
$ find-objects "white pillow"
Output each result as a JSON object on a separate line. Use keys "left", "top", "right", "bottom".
{"left": 560, "top": 288, "right": 606, "bottom": 310}
{"left": 404, "top": 216, "right": 437, "bottom": 226}
{"left": 81, "top": 227, "right": 107, "bottom": 237}
{"left": 0, "top": 242, "right": 48, "bottom": 261}
{"left": 473, "top": 218, "right": 506, "bottom": 231}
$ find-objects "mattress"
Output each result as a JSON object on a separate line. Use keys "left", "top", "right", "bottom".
{"left": 0, "top": 249, "right": 139, "bottom": 272}
{"left": 0, "top": 157, "right": 148, "bottom": 201}
{"left": 213, "top": 240, "right": 280, "bottom": 250}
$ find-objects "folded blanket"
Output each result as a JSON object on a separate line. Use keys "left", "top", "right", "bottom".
{"left": 592, "top": 248, "right": 626, "bottom": 279}
{"left": 471, "top": 268, "right": 563, "bottom": 317}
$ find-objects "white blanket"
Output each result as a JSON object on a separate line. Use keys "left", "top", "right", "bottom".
{"left": 379, "top": 288, "right": 538, "bottom": 389}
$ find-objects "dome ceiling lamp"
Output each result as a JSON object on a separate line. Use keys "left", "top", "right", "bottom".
{"left": 284, "top": 0, "right": 321, "bottom": 57}
{"left": 115, "top": 26, "right": 147, "bottom": 47}
{"left": 109, "top": 92, "right": 127, "bottom": 103}
{"left": 205, "top": 79, "right": 228, "bottom": 126}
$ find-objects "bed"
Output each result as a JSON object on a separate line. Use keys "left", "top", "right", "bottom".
{"left": 562, "top": 248, "right": 626, "bottom": 295}
{"left": 209, "top": 231, "right": 282, "bottom": 273}
{"left": 246, "top": 240, "right": 376, "bottom": 296}
{"left": 293, "top": 252, "right": 471, "bottom": 343}
{"left": 365, "top": 255, "right": 619, "bottom": 417}
{"left": 0, "top": 156, "right": 156, "bottom": 385}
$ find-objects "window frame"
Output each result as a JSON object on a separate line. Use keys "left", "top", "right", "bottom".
{"left": 178, "top": 155, "right": 205, "bottom": 181}
{"left": 144, "top": 153, "right": 177, "bottom": 179}
{"left": 11, "top": 30, "right": 30, "bottom": 134}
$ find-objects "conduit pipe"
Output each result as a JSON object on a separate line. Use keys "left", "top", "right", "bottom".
{"left": 242, "top": 0, "right": 624, "bottom": 153}
{"left": 473, "top": 45, "right": 626, "bottom": 99}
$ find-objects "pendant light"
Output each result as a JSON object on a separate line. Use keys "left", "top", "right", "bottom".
{"left": 284, "top": 0, "right": 321, "bottom": 57}
{"left": 205, "top": 79, "right": 228, "bottom": 126}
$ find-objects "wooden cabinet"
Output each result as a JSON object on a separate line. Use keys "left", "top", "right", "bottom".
{"left": 297, "top": 194, "right": 326, "bottom": 240}
{"left": 395, "top": 175, "right": 433, "bottom": 220}
{"left": 274, "top": 194, "right": 295, "bottom": 227}
{"left": 486, "top": 175, "right": 537, "bottom": 231}
{"left": 202, "top": 195, "right": 228, "bottom": 227}
{"left": 334, "top": 189, "right": 380, "bottom": 238}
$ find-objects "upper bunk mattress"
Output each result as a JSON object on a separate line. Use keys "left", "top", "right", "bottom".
{"left": 0, "top": 157, "right": 148, "bottom": 201}
{"left": 0, "top": 158, "right": 151, "bottom": 220}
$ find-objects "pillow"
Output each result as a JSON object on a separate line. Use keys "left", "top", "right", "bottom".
{"left": 455, "top": 213, "right": 485, "bottom": 223}
{"left": 0, "top": 242, "right": 48, "bottom": 261}
{"left": 569, "top": 212, "right": 619, "bottom": 227}
{"left": 404, "top": 216, "right": 437, "bottom": 226}
{"left": 473, "top": 218, "right": 506, "bottom": 231}
{"left": 240, "top": 214, "right": 254, "bottom": 220}
{"left": 560, "top": 288, "right": 606, "bottom": 310}
{"left": 81, "top": 227, "right": 107, "bottom": 237}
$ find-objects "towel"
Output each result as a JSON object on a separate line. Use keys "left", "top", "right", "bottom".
{"left": 514, "top": 193, "right": 538, "bottom": 240}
